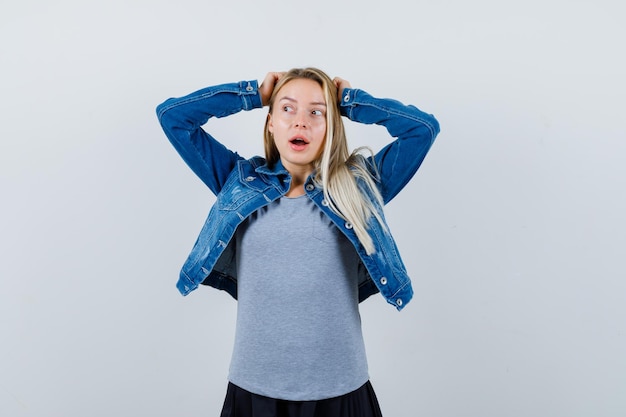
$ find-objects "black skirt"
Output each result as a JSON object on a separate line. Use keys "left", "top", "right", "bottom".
{"left": 219, "top": 381, "right": 384, "bottom": 417}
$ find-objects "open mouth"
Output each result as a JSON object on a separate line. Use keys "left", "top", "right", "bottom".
{"left": 289, "top": 136, "right": 310, "bottom": 151}
{"left": 289, "top": 137, "right": 309, "bottom": 145}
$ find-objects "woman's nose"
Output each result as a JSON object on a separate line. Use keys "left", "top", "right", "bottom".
{"left": 294, "top": 113, "right": 307, "bottom": 128}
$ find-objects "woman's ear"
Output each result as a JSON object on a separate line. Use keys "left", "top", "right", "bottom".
{"left": 267, "top": 113, "right": 274, "bottom": 134}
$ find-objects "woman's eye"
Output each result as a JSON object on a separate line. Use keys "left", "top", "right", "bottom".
{"left": 283, "top": 105, "right": 294, "bottom": 112}
{"left": 312, "top": 110, "right": 323, "bottom": 116}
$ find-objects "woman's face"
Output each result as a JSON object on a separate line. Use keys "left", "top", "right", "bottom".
{"left": 268, "top": 78, "right": 327, "bottom": 176}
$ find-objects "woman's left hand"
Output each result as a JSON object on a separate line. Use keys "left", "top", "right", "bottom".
{"left": 333, "top": 77, "right": 352, "bottom": 102}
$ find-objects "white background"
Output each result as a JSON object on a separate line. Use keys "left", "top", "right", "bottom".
{"left": 1, "top": 0, "right": 625, "bottom": 416}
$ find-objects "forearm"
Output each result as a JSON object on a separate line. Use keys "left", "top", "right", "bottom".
{"left": 340, "top": 88, "right": 440, "bottom": 202}
{"left": 156, "top": 80, "right": 263, "bottom": 194}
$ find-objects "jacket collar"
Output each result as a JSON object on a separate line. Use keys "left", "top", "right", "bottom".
{"left": 254, "top": 158, "right": 290, "bottom": 177}
{"left": 252, "top": 157, "right": 322, "bottom": 194}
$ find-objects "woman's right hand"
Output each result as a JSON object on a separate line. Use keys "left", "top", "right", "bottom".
{"left": 259, "top": 72, "right": 285, "bottom": 106}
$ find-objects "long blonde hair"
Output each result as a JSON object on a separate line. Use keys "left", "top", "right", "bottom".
{"left": 263, "top": 68, "right": 386, "bottom": 255}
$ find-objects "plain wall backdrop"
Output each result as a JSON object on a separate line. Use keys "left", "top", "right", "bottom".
{"left": 1, "top": 0, "right": 624, "bottom": 416}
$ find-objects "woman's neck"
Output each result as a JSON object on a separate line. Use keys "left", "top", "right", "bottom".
{"left": 285, "top": 175, "right": 306, "bottom": 197}
{"left": 284, "top": 164, "right": 313, "bottom": 198}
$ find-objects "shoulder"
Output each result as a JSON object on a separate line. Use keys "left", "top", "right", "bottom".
{"left": 234, "top": 156, "right": 270, "bottom": 182}
{"left": 248, "top": 156, "right": 267, "bottom": 168}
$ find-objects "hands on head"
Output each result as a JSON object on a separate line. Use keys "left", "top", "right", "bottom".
{"left": 259, "top": 72, "right": 285, "bottom": 106}
{"left": 259, "top": 72, "right": 352, "bottom": 106}
{"left": 332, "top": 77, "right": 351, "bottom": 102}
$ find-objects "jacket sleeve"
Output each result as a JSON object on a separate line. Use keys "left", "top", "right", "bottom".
{"left": 156, "top": 80, "right": 263, "bottom": 195}
{"left": 339, "top": 88, "right": 440, "bottom": 204}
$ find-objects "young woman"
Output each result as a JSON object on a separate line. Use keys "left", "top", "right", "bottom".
{"left": 156, "top": 68, "right": 440, "bottom": 417}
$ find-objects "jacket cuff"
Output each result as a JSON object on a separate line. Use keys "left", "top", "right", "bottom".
{"left": 339, "top": 87, "right": 357, "bottom": 106}
{"left": 339, "top": 87, "right": 360, "bottom": 118}
{"left": 238, "top": 80, "right": 263, "bottom": 110}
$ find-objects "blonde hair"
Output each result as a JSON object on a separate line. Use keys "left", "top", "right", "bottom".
{"left": 263, "top": 68, "right": 386, "bottom": 255}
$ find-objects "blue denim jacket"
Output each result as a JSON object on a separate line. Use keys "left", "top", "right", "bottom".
{"left": 156, "top": 80, "right": 439, "bottom": 310}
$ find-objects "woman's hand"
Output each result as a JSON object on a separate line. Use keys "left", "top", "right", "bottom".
{"left": 259, "top": 72, "right": 285, "bottom": 106}
{"left": 333, "top": 77, "right": 352, "bottom": 102}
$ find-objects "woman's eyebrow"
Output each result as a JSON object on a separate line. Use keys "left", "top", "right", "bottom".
{"left": 278, "top": 96, "right": 326, "bottom": 107}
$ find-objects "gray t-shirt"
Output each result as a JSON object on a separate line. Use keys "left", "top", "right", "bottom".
{"left": 228, "top": 194, "right": 369, "bottom": 401}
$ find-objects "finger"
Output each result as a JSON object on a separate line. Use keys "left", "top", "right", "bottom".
{"left": 263, "top": 72, "right": 277, "bottom": 86}
{"left": 272, "top": 71, "right": 286, "bottom": 84}
{"left": 260, "top": 72, "right": 286, "bottom": 106}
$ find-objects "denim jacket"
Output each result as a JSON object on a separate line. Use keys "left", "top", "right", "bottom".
{"left": 156, "top": 80, "right": 439, "bottom": 310}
